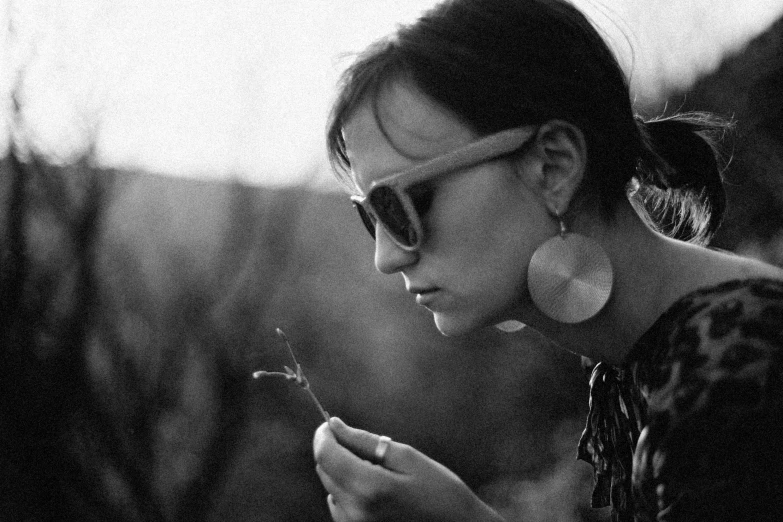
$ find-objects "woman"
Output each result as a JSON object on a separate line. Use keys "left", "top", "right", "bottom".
{"left": 312, "top": 0, "right": 783, "bottom": 520}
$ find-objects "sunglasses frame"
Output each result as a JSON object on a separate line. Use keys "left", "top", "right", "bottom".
{"left": 351, "top": 125, "right": 538, "bottom": 251}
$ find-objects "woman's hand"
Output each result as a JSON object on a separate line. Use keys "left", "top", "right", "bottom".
{"left": 313, "top": 417, "right": 504, "bottom": 522}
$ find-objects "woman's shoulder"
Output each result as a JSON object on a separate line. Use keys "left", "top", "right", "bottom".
{"left": 647, "top": 238, "right": 783, "bottom": 334}
{"left": 628, "top": 276, "right": 783, "bottom": 400}
{"left": 638, "top": 272, "right": 783, "bottom": 346}
{"left": 667, "top": 275, "right": 783, "bottom": 320}
{"left": 659, "top": 276, "right": 783, "bottom": 340}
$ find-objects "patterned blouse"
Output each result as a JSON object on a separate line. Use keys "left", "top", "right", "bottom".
{"left": 577, "top": 278, "right": 783, "bottom": 521}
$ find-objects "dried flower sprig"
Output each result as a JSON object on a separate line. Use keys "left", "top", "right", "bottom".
{"left": 253, "top": 328, "right": 330, "bottom": 423}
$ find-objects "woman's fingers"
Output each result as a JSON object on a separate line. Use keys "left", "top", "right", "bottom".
{"left": 327, "top": 493, "right": 359, "bottom": 522}
{"left": 327, "top": 417, "right": 387, "bottom": 463}
{"left": 319, "top": 471, "right": 357, "bottom": 522}
{"left": 327, "top": 494, "right": 342, "bottom": 521}
{"left": 313, "top": 419, "right": 500, "bottom": 522}
{"left": 314, "top": 420, "right": 394, "bottom": 492}
{"left": 317, "top": 459, "right": 391, "bottom": 522}
{"left": 314, "top": 420, "right": 366, "bottom": 473}
{"left": 315, "top": 463, "right": 341, "bottom": 496}
{"left": 326, "top": 417, "right": 411, "bottom": 472}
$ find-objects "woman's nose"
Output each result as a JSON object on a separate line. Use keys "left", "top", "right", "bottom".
{"left": 374, "top": 225, "right": 418, "bottom": 274}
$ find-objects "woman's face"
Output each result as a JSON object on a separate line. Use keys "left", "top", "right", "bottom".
{"left": 343, "top": 81, "right": 554, "bottom": 336}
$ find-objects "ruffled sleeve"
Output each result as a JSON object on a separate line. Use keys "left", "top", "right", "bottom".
{"left": 577, "top": 362, "right": 646, "bottom": 522}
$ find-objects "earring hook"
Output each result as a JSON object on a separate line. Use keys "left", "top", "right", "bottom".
{"left": 554, "top": 209, "right": 568, "bottom": 238}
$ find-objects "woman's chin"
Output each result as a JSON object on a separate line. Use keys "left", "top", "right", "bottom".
{"left": 432, "top": 312, "right": 486, "bottom": 337}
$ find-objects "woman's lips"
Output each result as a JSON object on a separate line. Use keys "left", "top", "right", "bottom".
{"left": 412, "top": 288, "right": 439, "bottom": 306}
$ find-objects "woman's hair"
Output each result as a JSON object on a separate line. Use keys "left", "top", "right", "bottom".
{"left": 327, "top": 0, "right": 732, "bottom": 245}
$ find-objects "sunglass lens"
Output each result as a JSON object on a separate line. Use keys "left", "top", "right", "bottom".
{"left": 369, "top": 186, "right": 418, "bottom": 247}
{"left": 353, "top": 201, "right": 377, "bottom": 239}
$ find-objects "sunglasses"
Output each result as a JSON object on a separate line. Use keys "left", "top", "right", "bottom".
{"left": 350, "top": 125, "right": 538, "bottom": 251}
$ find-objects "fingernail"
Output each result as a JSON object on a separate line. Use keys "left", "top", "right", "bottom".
{"left": 329, "top": 416, "right": 344, "bottom": 429}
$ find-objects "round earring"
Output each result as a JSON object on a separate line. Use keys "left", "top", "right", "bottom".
{"left": 527, "top": 213, "right": 613, "bottom": 323}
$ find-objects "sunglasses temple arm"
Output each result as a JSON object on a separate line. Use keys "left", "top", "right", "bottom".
{"left": 372, "top": 127, "right": 537, "bottom": 188}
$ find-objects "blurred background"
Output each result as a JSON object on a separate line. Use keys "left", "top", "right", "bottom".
{"left": 1, "top": 1, "right": 782, "bottom": 520}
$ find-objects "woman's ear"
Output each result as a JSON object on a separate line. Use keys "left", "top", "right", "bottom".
{"left": 517, "top": 120, "right": 587, "bottom": 214}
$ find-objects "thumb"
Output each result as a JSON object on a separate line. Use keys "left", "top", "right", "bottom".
{"left": 313, "top": 420, "right": 334, "bottom": 462}
{"left": 328, "top": 417, "right": 388, "bottom": 464}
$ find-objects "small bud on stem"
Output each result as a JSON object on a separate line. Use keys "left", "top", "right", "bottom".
{"left": 253, "top": 328, "right": 330, "bottom": 423}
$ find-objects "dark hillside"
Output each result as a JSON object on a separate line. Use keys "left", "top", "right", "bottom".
{"left": 676, "top": 15, "right": 783, "bottom": 259}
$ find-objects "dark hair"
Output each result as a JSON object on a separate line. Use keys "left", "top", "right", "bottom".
{"left": 327, "top": 0, "right": 732, "bottom": 245}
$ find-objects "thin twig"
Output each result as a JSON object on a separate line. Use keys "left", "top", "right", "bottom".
{"left": 253, "top": 328, "right": 330, "bottom": 423}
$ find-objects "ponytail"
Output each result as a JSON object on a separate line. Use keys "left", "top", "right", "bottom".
{"left": 631, "top": 113, "right": 734, "bottom": 245}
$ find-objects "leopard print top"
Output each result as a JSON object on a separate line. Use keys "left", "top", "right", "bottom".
{"left": 578, "top": 278, "right": 783, "bottom": 521}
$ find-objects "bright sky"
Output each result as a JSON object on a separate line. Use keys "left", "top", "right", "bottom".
{"left": 2, "top": 0, "right": 783, "bottom": 189}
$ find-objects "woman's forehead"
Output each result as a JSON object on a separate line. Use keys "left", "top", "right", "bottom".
{"left": 343, "top": 81, "right": 476, "bottom": 190}
{"left": 373, "top": 81, "right": 475, "bottom": 157}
